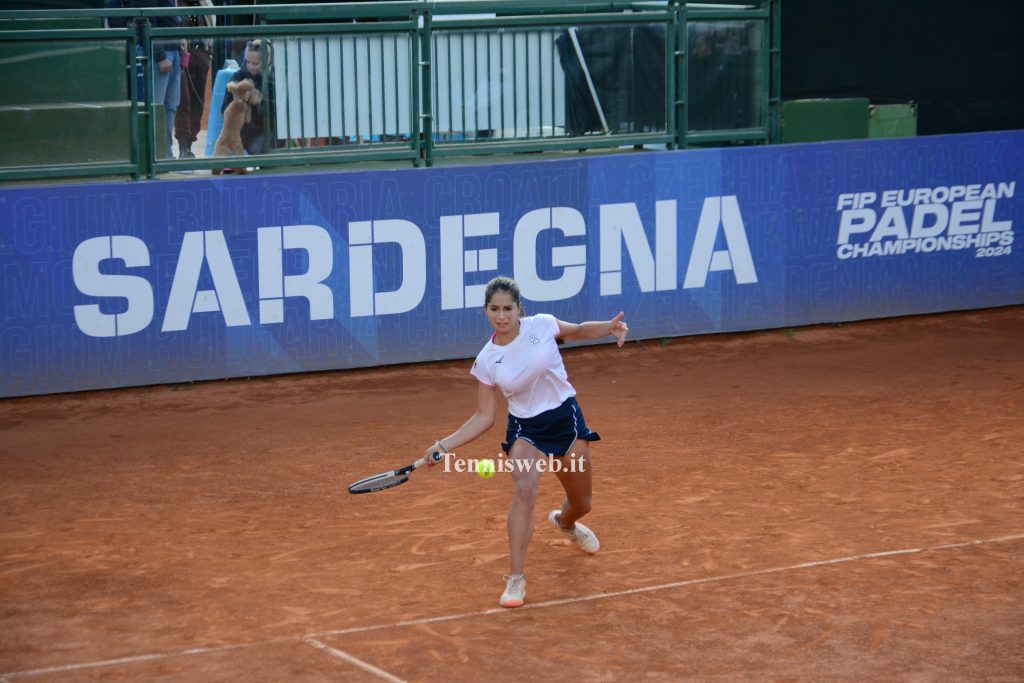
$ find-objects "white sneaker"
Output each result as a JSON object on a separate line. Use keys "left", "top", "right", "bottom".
{"left": 500, "top": 574, "right": 526, "bottom": 608}
{"left": 549, "top": 510, "right": 600, "bottom": 553}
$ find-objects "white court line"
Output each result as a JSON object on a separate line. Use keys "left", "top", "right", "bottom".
{"left": 1, "top": 643, "right": 270, "bottom": 679}
{"left": 310, "top": 533, "right": 1024, "bottom": 638}
{"left": 4, "top": 533, "right": 1023, "bottom": 679}
{"left": 305, "top": 638, "right": 407, "bottom": 683}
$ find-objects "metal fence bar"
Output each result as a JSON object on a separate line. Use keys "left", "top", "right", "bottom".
{"left": 676, "top": 0, "right": 687, "bottom": 148}
{"left": 0, "top": 163, "right": 139, "bottom": 183}
{"left": 128, "top": 26, "right": 140, "bottom": 177}
{"left": 769, "top": 0, "right": 781, "bottom": 143}
{"left": 498, "top": 28, "right": 506, "bottom": 140}
{"left": 420, "top": 8, "right": 434, "bottom": 165}
{"left": 0, "top": 27, "right": 120, "bottom": 39}
{"left": 760, "top": 6, "right": 770, "bottom": 142}
{"left": 512, "top": 30, "right": 519, "bottom": 138}
{"left": 410, "top": 17, "right": 421, "bottom": 165}
{"left": 140, "top": 17, "right": 155, "bottom": 177}
{"left": 665, "top": 0, "right": 677, "bottom": 149}
{"left": 430, "top": 132, "right": 671, "bottom": 158}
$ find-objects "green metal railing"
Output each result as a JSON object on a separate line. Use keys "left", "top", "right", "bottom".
{"left": 0, "top": 1, "right": 779, "bottom": 181}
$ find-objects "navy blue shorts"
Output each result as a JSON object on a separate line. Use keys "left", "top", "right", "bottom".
{"left": 502, "top": 395, "right": 601, "bottom": 458}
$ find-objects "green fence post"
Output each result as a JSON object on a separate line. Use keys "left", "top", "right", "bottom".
{"left": 769, "top": 0, "right": 781, "bottom": 144}
{"left": 665, "top": 0, "right": 677, "bottom": 149}
{"left": 261, "top": 20, "right": 270, "bottom": 159}
{"left": 410, "top": 8, "right": 422, "bottom": 167}
{"left": 140, "top": 16, "right": 155, "bottom": 178}
{"left": 674, "top": 1, "right": 687, "bottom": 150}
{"left": 128, "top": 21, "right": 141, "bottom": 178}
{"left": 419, "top": 9, "right": 433, "bottom": 167}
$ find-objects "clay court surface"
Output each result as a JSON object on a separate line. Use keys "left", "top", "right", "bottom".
{"left": 2, "top": 306, "right": 1023, "bottom": 681}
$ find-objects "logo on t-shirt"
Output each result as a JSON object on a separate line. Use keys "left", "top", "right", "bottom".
{"left": 528, "top": 336, "right": 540, "bottom": 344}
{"left": 495, "top": 356, "right": 504, "bottom": 364}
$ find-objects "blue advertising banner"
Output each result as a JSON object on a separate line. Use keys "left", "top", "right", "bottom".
{"left": 2, "top": 131, "right": 1022, "bottom": 397}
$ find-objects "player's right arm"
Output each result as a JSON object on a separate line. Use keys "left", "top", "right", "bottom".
{"left": 423, "top": 382, "right": 497, "bottom": 463}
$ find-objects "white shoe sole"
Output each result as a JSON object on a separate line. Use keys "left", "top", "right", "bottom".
{"left": 500, "top": 575, "right": 526, "bottom": 608}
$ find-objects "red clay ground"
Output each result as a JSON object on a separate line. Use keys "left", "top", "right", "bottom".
{"left": 1, "top": 307, "right": 1023, "bottom": 681}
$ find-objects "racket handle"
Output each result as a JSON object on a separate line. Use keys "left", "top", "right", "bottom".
{"left": 413, "top": 451, "right": 444, "bottom": 469}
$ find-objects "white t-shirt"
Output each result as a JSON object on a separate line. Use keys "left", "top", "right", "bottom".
{"left": 470, "top": 313, "right": 576, "bottom": 418}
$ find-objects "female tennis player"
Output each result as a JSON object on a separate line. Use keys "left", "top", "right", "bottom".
{"left": 423, "top": 276, "right": 628, "bottom": 608}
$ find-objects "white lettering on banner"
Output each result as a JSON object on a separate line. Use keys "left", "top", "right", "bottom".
{"left": 72, "top": 236, "right": 154, "bottom": 337}
{"left": 71, "top": 196, "right": 760, "bottom": 338}
{"left": 349, "top": 219, "right": 426, "bottom": 317}
{"left": 598, "top": 201, "right": 678, "bottom": 295}
{"left": 514, "top": 207, "right": 587, "bottom": 302}
{"left": 836, "top": 192, "right": 877, "bottom": 210}
{"left": 911, "top": 204, "right": 949, "bottom": 238}
{"left": 835, "top": 181, "right": 1015, "bottom": 260}
{"left": 683, "top": 196, "right": 758, "bottom": 289}
{"left": 257, "top": 225, "right": 334, "bottom": 324}
{"left": 441, "top": 212, "right": 500, "bottom": 309}
{"left": 162, "top": 231, "right": 250, "bottom": 332}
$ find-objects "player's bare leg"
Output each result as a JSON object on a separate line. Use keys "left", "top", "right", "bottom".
{"left": 507, "top": 439, "right": 544, "bottom": 574}
{"left": 552, "top": 440, "right": 592, "bottom": 528}
{"left": 550, "top": 442, "right": 599, "bottom": 553}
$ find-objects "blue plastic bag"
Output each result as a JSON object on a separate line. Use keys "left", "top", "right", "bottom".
{"left": 204, "top": 59, "right": 239, "bottom": 156}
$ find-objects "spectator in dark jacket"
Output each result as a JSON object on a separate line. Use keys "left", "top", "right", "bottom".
{"left": 107, "top": 0, "right": 183, "bottom": 158}
{"left": 220, "top": 39, "right": 267, "bottom": 155}
{"left": 175, "top": 0, "right": 214, "bottom": 159}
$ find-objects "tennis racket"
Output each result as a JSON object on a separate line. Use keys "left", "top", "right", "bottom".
{"left": 347, "top": 450, "right": 444, "bottom": 494}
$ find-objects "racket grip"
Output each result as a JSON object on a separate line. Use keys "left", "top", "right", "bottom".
{"left": 415, "top": 451, "right": 444, "bottom": 469}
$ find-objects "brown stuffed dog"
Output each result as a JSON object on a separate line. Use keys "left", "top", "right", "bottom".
{"left": 213, "top": 78, "right": 262, "bottom": 159}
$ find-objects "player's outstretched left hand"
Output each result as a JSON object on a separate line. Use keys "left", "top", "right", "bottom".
{"left": 609, "top": 312, "right": 628, "bottom": 347}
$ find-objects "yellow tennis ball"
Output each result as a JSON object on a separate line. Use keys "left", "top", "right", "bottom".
{"left": 477, "top": 458, "right": 496, "bottom": 479}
